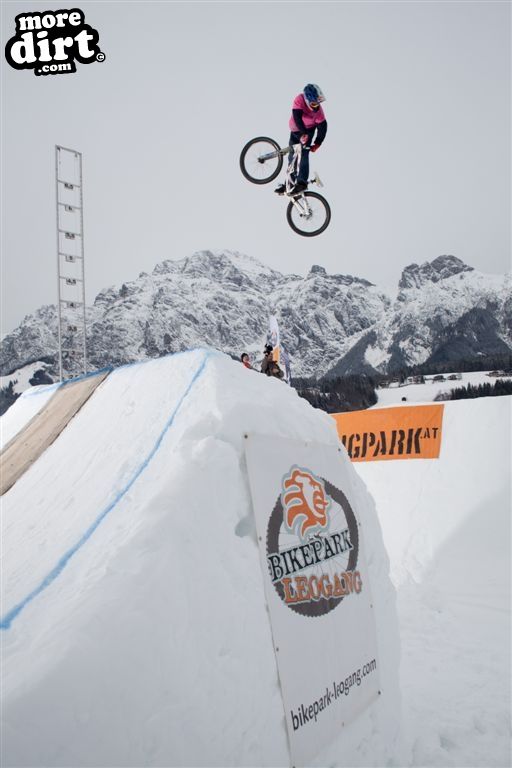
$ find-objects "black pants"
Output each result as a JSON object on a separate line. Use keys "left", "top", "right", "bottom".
{"left": 288, "top": 129, "right": 315, "bottom": 184}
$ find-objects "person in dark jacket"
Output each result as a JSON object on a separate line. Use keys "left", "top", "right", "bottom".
{"left": 275, "top": 84, "right": 327, "bottom": 197}
{"left": 261, "top": 344, "right": 274, "bottom": 375}
{"left": 269, "top": 361, "right": 285, "bottom": 380}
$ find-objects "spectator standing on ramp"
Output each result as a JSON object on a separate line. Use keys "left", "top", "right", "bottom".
{"left": 241, "top": 352, "right": 254, "bottom": 370}
{"left": 261, "top": 344, "right": 274, "bottom": 375}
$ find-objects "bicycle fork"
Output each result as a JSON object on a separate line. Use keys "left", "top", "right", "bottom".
{"left": 291, "top": 195, "right": 313, "bottom": 219}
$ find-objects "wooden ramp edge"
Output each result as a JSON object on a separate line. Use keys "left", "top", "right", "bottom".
{"left": 0, "top": 370, "right": 111, "bottom": 496}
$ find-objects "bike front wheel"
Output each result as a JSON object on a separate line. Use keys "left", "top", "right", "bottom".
{"left": 240, "top": 137, "right": 283, "bottom": 184}
{"left": 286, "top": 191, "right": 331, "bottom": 237}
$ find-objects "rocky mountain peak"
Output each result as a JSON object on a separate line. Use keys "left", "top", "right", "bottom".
{"left": 0, "top": 251, "right": 509, "bottom": 384}
{"left": 152, "top": 250, "right": 279, "bottom": 288}
{"left": 308, "top": 265, "right": 327, "bottom": 276}
{"left": 399, "top": 255, "right": 474, "bottom": 290}
{"left": 307, "top": 264, "right": 373, "bottom": 288}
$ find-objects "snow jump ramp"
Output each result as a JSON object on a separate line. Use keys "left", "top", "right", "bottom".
{"left": 0, "top": 350, "right": 400, "bottom": 768}
{"left": 0, "top": 368, "right": 110, "bottom": 496}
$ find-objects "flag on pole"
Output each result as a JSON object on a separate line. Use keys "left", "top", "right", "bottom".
{"left": 267, "top": 315, "right": 280, "bottom": 363}
{"left": 266, "top": 315, "right": 292, "bottom": 384}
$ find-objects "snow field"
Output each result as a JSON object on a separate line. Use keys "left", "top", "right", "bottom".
{"left": 0, "top": 361, "right": 54, "bottom": 398}
{"left": 374, "top": 370, "right": 512, "bottom": 407}
{"left": 355, "top": 395, "right": 511, "bottom": 766}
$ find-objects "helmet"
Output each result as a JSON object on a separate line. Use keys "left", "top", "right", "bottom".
{"left": 304, "top": 84, "right": 326, "bottom": 106}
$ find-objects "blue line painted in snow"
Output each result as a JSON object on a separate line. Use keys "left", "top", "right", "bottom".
{"left": 22, "top": 348, "right": 219, "bottom": 397}
{"left": 60, "top": 366, "right": 114, "bottom": 387}
{"left": 0, "top": 350, "right": 213, "bottom": 630}
{"left": 22, "top": 382, "right": 61, "bottom": 398}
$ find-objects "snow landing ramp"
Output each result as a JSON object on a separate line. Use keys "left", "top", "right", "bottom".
{"left": 0, "top": 368, "right": 110, "bottom": 496}
{"left": 1, "top": 350, "right": 400, "bottom": 768}
{"left": 351, "top": 396, "right": 511, "bottom": 768}
{"left": 351, "top": 397, "right": 511, "bottom": 587}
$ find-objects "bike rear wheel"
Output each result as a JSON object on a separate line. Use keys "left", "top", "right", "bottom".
{"left": 240, "top": 137, "right": 283, "bottom": 184}
{"left": 286, "top": 191, "right": 331, "bottom": 236}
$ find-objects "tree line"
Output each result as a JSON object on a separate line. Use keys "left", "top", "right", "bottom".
{"left": 389, "top": 353, "right": 512, "bottom": 380}
{"left": 436, "top": 379, "right": 512, "bottom": 401}
{"left": 293, "top": 374, "right": 378, "bottom": 413}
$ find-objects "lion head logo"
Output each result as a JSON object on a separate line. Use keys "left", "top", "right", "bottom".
{"left": 282, "top": 467, "right": 331, "bottom": 541}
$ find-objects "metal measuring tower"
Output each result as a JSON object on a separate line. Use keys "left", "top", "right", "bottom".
{"left": 55, "top": 145, "right": 87, "bottom": 381}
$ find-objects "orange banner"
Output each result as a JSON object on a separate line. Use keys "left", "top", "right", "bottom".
{"left": 332, "top": 404, "right": 444, "bottom": 462}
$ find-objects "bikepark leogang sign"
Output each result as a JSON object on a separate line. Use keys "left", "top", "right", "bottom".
{"left": 245, "top": 434, "right": 380, "bottom": 767}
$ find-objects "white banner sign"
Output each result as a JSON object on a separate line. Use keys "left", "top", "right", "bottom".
{"left": 267, "top": 314, "right": 280, "bottom": 353}
{"left": 245, "top": 435, "right": 380, "bottom": 767}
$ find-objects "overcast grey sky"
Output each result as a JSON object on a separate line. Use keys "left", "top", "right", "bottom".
{"left": 1, "top": 0, "right": 510, "bottom": 335}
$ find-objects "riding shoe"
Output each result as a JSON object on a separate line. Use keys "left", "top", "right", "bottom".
{"left": 289, "top": 181, "right": 308, "bottom": 196}
{"left": 274, "top": 183, "right": 286, "bottom": 195}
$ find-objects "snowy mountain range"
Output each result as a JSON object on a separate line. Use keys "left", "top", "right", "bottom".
{"left": 1, "top": 250, "right": 511, "bottom": 382}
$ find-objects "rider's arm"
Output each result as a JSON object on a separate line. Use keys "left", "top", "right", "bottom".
{"left": 314, "top": 120, "right": 327, "bottom": 146}
{"left": 292, "top": 108, "right": 308, "bottom": 134}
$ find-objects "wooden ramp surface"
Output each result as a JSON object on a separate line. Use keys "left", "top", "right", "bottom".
{"left": 0, "top": 370, "right": 110, "bottom": 496}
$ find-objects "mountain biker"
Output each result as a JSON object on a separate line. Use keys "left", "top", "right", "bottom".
{"left": 275, "top": 84, "right": 327, "bottom": 197}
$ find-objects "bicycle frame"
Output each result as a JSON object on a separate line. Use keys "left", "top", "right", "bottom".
{"left": 255, "top": 143, "right": 312, "bottom": 216}
{"left": 240, "top": 136, "right": 330, "bottom": 236}
{"left": 285, "top": 144, "right": 314, "bottom": 218}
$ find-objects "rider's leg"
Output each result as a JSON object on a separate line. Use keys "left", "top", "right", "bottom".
{"left": 288, "top": 129, "right": 315, "bottom": 188}
{"left": 276, "top": 133, "right": 299, "bottom": 193}
{"left": 288, "top": 132, "right": 300, "bottom": 183}
{"left": 296, "top": 129, "right": 315, "bottom": 184}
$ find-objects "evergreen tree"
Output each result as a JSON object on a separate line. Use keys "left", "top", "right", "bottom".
{"left": 293, "top": 373, "right": 378, "bottom": 413}
{"left": 0, "top": 381, "right": 20, "bottom": 417}
{"left": 29, "top": 369, "right": 54, "bottom": 386}
{"left": 448, "top": 380, "right": 512, "bottom": 400}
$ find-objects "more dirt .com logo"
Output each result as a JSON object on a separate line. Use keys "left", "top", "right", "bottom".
{"left": 5, "top": 8, "right": 104, "bottom": 76}
{"left": 266, "top": 467, "right": 362, "bottom": 617}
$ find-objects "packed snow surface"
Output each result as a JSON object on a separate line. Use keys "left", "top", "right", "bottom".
{"left": 360, "top": 387, "right": 511, "bottom": 767}
{"left": 1, "top": 350, "right": 400, "bottom": 768}
{"left": 1, "top": 352, "right": 510, "bottom": 767}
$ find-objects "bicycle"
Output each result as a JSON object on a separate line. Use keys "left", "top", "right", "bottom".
{"left": 239, "top": 136, "right": 331, "bottom": 237}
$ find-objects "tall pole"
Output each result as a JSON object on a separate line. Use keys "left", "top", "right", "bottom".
{"left": 55, "top": 145, "right": 87, "bottom": 380}
{"left": 78, "top": 151, "right": 87, "bottom": 373}
{"left": 55, "top": 146, "right": 63, "bottom": 381}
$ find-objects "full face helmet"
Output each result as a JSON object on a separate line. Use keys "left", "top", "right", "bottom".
{"left": 303, "top": 84, "right": 326, "bottom": 109}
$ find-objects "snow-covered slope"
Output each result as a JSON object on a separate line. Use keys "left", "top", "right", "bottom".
{"left": 0, "top": 361, "right": 53, "bottom": 396}
{"left": 1, "top": 351, "right": 400, "bottom": 768}
{"left": 1, "top": 353, "right": 510, "bottom": 767}
{"left": 374, "top": 370, "right": 512, "bottom": 406}
{"left": 364, "top": 257, "right": 512, "bottom": 372}
{"left": 354, "top": 395, "right": 511, "bottom": 767}
{"left": 1, "top": 252, "right": 510, "bottom": 383}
